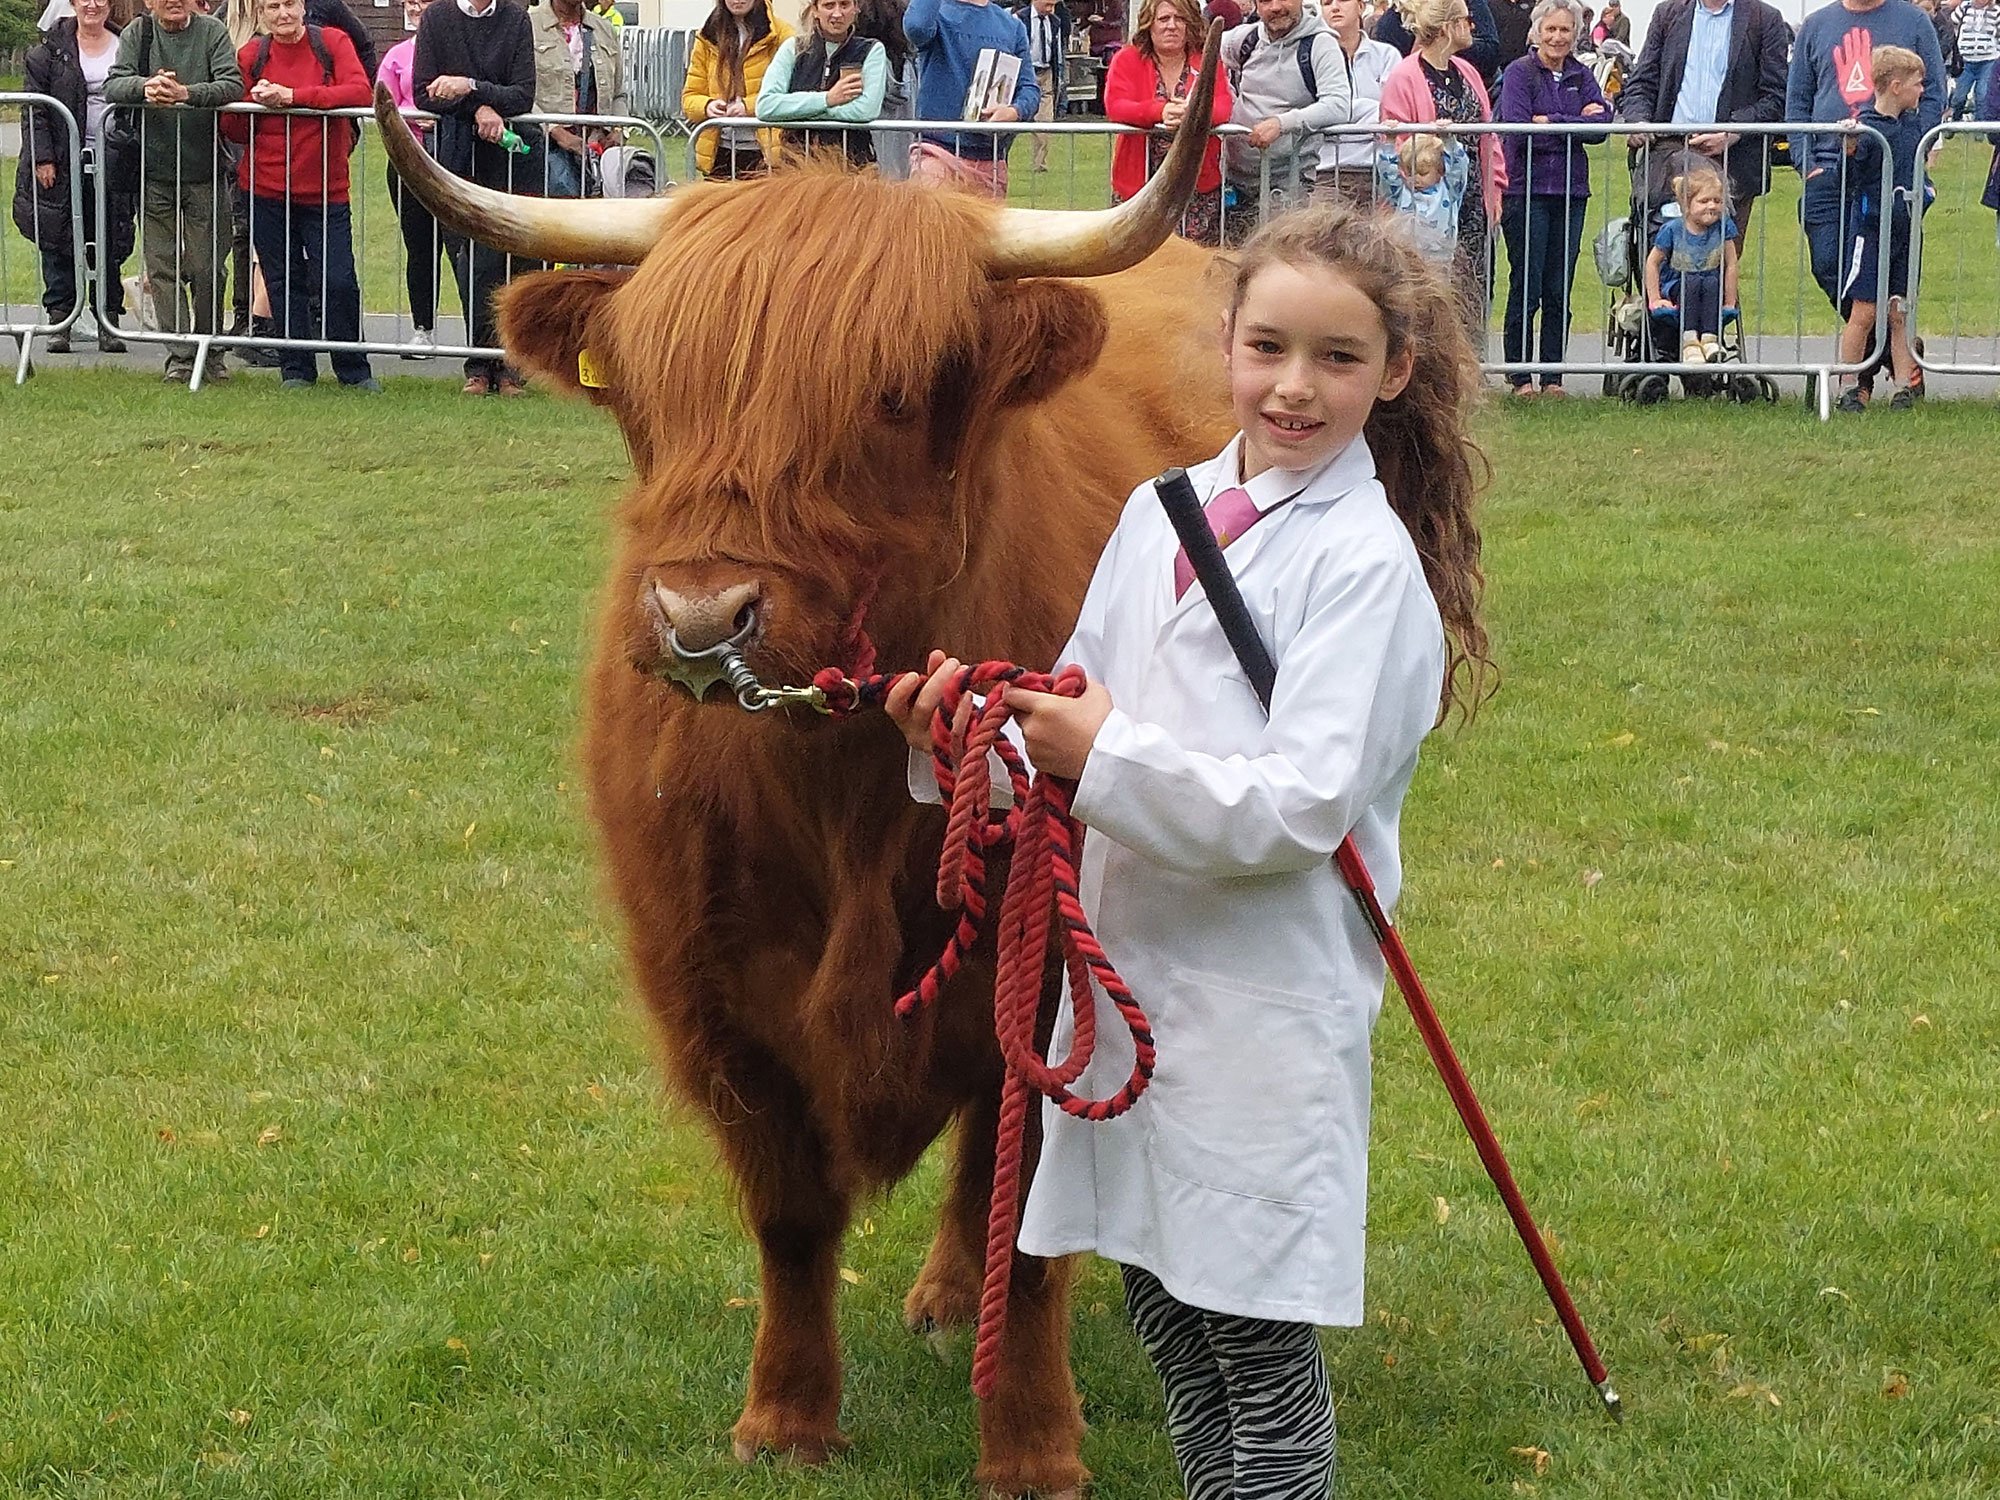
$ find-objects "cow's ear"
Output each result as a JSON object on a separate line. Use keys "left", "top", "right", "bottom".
{"left": 974, "top": 279, "right": 1109, "bottom": 409}
{"left": 496, "top": 269, "right": 631, "bottom": 403}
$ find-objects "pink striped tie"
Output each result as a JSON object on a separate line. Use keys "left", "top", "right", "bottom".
{"left": 1172, "top": 486, "right": 1264, "bottom": 601}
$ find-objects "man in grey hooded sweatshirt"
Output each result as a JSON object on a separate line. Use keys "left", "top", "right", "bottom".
{"left": 1219, "top": 0, "right": 1353, "bottom": 237}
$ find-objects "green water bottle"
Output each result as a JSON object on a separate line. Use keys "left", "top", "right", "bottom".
{"left": 497, "top": 127, "right": 531, "bottom": 155}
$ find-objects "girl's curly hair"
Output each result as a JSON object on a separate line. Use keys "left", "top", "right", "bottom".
{"left": 1223, "top": 201, "right": 1496, "bottom": 719}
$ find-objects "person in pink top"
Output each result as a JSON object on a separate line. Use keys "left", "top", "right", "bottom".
{"left": 1378, "top": 0, "right": 1506, "bottom": 337}
{"left": 1103, "top": 0, "right": 1235, "bottom": 243}
{"left": 381, "top": 0, "right": 454, "bottom": 356}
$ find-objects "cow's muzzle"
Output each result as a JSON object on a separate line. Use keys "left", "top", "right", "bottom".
{"left": 638, "top": 577, "right": 840, "bottom": 714}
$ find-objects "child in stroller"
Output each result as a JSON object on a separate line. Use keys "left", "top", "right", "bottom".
{"left": 1596, "top": 147, "right": 1777, "bottom": 403}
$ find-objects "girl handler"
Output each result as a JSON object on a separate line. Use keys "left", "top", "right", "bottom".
{"left": 887, "top": 202, "right": 1491, "bottom": 1496}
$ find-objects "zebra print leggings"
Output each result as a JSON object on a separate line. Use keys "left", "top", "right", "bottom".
{"left": 1121, "top": 1265, "right": 1337, "bottom": 1500}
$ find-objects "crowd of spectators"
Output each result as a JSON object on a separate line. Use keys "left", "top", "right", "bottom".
{"left": 10, "top": 0, "right": 2000, "bottom": 405}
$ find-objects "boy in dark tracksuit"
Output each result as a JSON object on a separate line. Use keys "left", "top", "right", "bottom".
{"left": 1835, "top": 45, "right": 1931, "bottom": 411}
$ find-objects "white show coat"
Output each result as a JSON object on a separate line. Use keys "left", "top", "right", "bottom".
{"left": 1002, "top": 434, "right": 1445, "bottom": 1326}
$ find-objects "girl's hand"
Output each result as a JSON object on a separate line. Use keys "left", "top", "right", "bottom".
{"left": 1001, "top": 677, "right": 1113, "bottom": 781}
{"left": 883, "top": 651, "right": 972, "bottom": 753}
{"left": 35, "top": 162, "right": 56, "bottom": 190}
{"left": 1648, "top": 296, "right": 1674, "bottom": 312}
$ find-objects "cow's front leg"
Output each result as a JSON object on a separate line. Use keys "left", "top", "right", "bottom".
{"left": 916, "top": 1090, "right": 1087, "bottom": 1497}
{"left": 904, "top": 1105, "right": 992, "bottom": 1343}
{"left": 709, "top": 1060, "right": 853, "bottom": 1465}
{"left": 975, "top": 1249, "right": 1088, "bottom": 1499}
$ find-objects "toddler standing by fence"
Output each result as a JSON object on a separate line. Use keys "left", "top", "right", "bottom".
{"left": 887, "top": 203, "right": 1492, "bottom": 1499}
{"left": 1375, "top": 132, "right": 1470, "bottom": 264}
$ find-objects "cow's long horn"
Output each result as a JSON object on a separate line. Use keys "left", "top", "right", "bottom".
{"left": 986, "top": 19, "right": 1224, "bottom": 280}
{"left": 373, "top": 84, "right": 674, "bottom": 265}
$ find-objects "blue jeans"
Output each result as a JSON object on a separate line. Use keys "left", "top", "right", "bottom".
{"left": 1499, "top": 194, "right": 1588, "bottom": 387}
{"left": 247, "top": 198, "right": 371, "bottom": 386}
{"left": 1951, "top": 58, "right": 1995, "bottom": 120}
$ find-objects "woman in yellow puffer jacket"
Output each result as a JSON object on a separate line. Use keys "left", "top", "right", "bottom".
{"left": 683, "top": 0, "right": 795, "bottom": 178}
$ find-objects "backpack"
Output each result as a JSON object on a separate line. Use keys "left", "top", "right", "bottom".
{"left": 248, "top": 25, "right": 358, "bottom": 156}
{"left": 1230, "top": 26, "right": 1334, "bottom": 101}
{"left": 249, "top": 24, "right": 336, "bottom": 86}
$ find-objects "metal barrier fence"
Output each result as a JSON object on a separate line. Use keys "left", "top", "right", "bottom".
{"left": 81, "top": 101, "right": 674, "bottom": 390}
{"left": 3, "top": 92, "right": 88, "bottom": 386}
{"left": 1908, "top": 119, "right": 2000, "bottom": 380}
{"left": 686, "top": 115, "right": 1894, "bottom": 416}
{"left": 621, "top": 27, "right": 697, "bottom": 131}
{"left": 11, "top": 100, "right": 1907, "bottom": 410}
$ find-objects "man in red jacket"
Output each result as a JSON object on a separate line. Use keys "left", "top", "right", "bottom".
{"left": 221, "top": 0, "right": 378, "bottom": 389}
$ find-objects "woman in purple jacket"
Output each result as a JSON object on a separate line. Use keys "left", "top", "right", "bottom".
{"left": 1495, "top": 0, "right": 1607, "bottom": 395}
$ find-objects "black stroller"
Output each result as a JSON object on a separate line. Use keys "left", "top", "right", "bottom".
{"left": 1595, "top": 145, "right": 1777, "bottom": 405}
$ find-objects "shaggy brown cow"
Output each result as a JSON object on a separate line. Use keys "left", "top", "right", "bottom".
{"left": 377, "top": 61, "right": 1235, "bottom": 1497}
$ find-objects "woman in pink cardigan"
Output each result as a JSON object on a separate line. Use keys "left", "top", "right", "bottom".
{"left": 1378, "top": 0, "right": 1506, "bottom": 338}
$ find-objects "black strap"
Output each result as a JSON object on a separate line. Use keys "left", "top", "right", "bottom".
{"left": 137, "top": 14, "right": 153, "bottom": 76}
{"left": 1232, "top": 28, "right": 1321, "bottom": 102}
{"left": 1154, "top": 468, "right": 1279, "bottom": 712}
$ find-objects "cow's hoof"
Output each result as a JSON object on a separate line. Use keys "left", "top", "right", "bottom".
{"left": 903, "top": 1267, "right": 979, "bottom": 1337}
{"left": 730, "top": 1412, "right": 849, "bottom": 1467}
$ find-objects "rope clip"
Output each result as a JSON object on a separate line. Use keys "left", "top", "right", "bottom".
{"left": 655, "top": 629, "right": 840, "bottom": 715}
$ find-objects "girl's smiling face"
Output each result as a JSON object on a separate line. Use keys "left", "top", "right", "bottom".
{"left": 1225, "top": 260, "right": 1412, "bottom": 481}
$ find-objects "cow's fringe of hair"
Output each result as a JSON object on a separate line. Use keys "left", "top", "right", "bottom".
{"left": 603, "top": 166, "right": 998, "bottom": 551}
{"left": 1221, "top": 203, "right": 1497, "bottom": 721}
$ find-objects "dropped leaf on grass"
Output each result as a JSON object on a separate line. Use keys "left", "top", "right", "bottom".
{"left": 1819, "top": 1286, "right": 1849, "bottom": 1301}
{"left": 725, "top": 1297, "right": 756, "bottom": 1310}
{"left": 227, "top": 1409, "right": 253, "bottom": 1428}
{"left": 1606, "top": 731, "right": 1636, "bottom": 748}
{"left": 1909, "top": 1014, "right": 1932, "bottom": 1031}
{"left": 1727, "top": 1382, "right": 1782, "bottom": 1407}
{"left": 305, "top": 793, "right": 324, "bottom": 808}
{"left": 838, "top": 1267, "right": 864, "bottom": 1286}
{"left": 1582, "top": 869, "right": 1604, "bottom": 889}
{"left": 251, "top": 1224, "right": 271, "bottom": 1240}
{"left": 1508, "top": 1446, "right": 1552, "bottom": 1476}
{"left": 1433, "top": 1196, "right": 1451, "bottom": 1225}
{"left": 256, "top": 1125, "right": 282, "bottom": 1147}
{"left": 860, "top": 1217, "right": 876, "bottom": 1237}
{"left": 1978, "top": 1109, "right": 1996, "bottom": 1125}
{"left": 1683, "top": 1332, "right": 1730, "bottom": 1354}
{"left": 103, "top": 1407, "right": 131, "bottom": 1426}
{"left": 1882, "top": 1371, "right": 1910, "bottom": 1400}
{"left": 200, "top": 1452, "right": 241, "bottom": 1469}
{"left": 478, "top": 1252, "right": 495, "bottom": 1269}
{"left": 463, "top": 822, "right": 478, "bottom": 844}
{"left": 1511, "top": 1484, "right": 1539, "bottom": 1496}
{"left": 445, "top": 1337, "right": 468, "bottom": 1353}
{"left": 1383, "top": 1353, "right": 1397, "bottom": 1367}
{"left": 157, "top": 1128, "right": 180, "bottom": 1145}
{"left": 585, "top": 1082, "right": 607, "bottom": 1102}
{"left": 402, "top": 1246, "right": 420, "bottom": 1264}
{"left": 1849, "top": 707, "right": 1882, "bottom": 717}
{"left": 1575, "top": 1093, "right": 1610, "bottom": 1119}
{"left": 1707, "top": 739, "right": 1730, "bottom": 753}
{"left": 1492, "top": 857, "right": 1506, "bottom": 869}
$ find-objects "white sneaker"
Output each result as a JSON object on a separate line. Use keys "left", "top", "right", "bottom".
{"left": 401, "top": 327, "right": 436, "bottom": 361}
{"left": 1700, "top": 335, "right": 1721, "bottom": 361}
{"left": 1682, "top": 339, "right": 1707, "bottom": 365}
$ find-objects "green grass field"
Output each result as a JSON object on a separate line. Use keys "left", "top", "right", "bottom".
{"left": 10, "top": 122, "right": 2000, "bottom": 344}
{"left": 3, "top": 374, "right": 1998, "bottom": 1498}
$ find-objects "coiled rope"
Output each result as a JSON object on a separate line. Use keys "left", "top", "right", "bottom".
{"left": 821, "top": 661, "right": 1154, "bottom": 1399}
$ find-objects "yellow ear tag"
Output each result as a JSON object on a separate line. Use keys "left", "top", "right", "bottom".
{"left": 577, "top": 349, "right": 609, "bottom": 389}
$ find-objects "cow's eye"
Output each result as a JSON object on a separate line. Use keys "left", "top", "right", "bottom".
{"left": 879, "top": 387, "right": 915, "bottom": 423}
